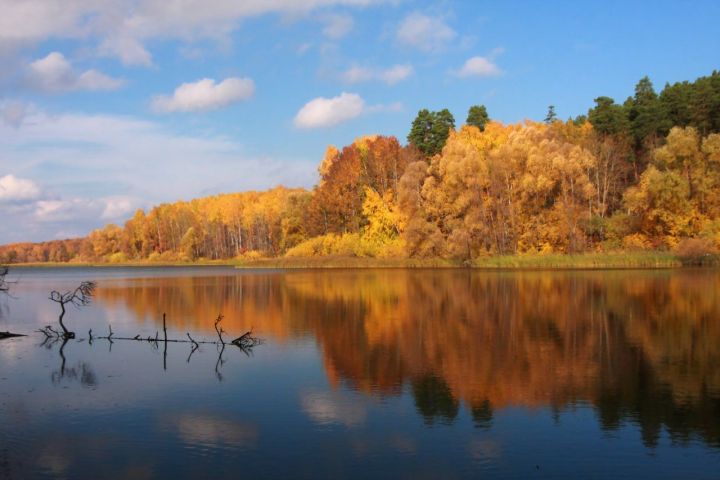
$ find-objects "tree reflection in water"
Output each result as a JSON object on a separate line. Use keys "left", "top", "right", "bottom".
{"left": 92, "top": 270, "right": 720, "bottom": 448}
{"left": 40, "top": 337, "right": 98, "bottom": 387}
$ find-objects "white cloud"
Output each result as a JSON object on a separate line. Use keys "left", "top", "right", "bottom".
{"left": 33, "top": 196, "right": 139, "bottom": 223}
{"left": 33, "top": 199, "right": 70, "bottom": 220}
{"left": 0, "top": 1, "right": 96, "bottom": 43}
{"left": 294, "top": 92, "right": 365, "bottom": 128}
{"left": 98, "top": 36, "right": 154, "bottom": 67}
{"left": 321, "top": 13, "right": 354, "bottom": 39}
{"left": 342, "top": 64, "right": 413, "bottom": 85}
{"left": 396, "top": 12, "right": 456, "bottom": 52}
{"left": 152, "top": 77, "right": 255, "bottom": 113}
{"left": 455, "top": 55, "right": 502, "bottom": 78}
{"left": 0, "top": 174, "right": 41, "bottom": 202}
{"left": 294, "top": 92, "right": 401, "bottom": 128}
{"left": 0, "top": 0, "right": 390, "bottom": 65}
{"left": 0, "top": 107, "right": 318, "bottom": 243}
{"left": 101, "top": 196, "right": 137, "bottom": 220}
{"left": 342, "top": 67, "right": 373, "bottom": 83}
{"left": 28, "top": 52, "right": 124, "bottom": 92}
{"left": 381, "top": 64, "right": 414, "bottom": 84}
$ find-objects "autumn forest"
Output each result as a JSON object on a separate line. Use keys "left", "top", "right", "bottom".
{"left": 2, "top": 71, "right": 720, "bottom": 264}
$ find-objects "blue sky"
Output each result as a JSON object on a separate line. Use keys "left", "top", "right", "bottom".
{"left": 1, "top": 0, "right": 718, "bottom": 243}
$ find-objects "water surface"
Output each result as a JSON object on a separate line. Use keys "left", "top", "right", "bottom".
{"left": 1, "top": 267, "right": 719, "bottom": 479}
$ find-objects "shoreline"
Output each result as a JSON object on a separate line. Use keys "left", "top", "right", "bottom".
{"left": 3, "top": 252, "right": 718, "bottom": 270}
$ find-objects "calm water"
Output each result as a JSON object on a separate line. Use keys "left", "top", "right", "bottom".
{"left": 1, "top": 267, "right": 719, "bottom": 479}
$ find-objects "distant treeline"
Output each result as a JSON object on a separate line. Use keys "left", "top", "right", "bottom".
{"left": 2, "top": 71, "right": 720, "bottom": 264}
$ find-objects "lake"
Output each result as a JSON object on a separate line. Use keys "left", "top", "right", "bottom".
{"left": 1, "top": 267, "right": 719, "bottom": 479}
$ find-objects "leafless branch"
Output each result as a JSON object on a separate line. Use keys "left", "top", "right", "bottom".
{"left": 214, "top": 314, "right": 226, "bottom": 345}
{"left": 48, "top": 281, "right": 97, "bottom": 339}
{"left": 0, "top": 266, "right": 9, "bottom": 293}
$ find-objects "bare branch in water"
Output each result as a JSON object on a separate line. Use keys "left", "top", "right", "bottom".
{"left": 214, "top": 314, "right": 226, "bottom": 345}
{"left": 0, "top": 266, "right": 9, "bottom": 293}
{"left": 48, "top": 281, "right": 97, "bottom": 339}
{"left": 36, "top": 311, "right": 262, "bottom": 377}
{"left": 187, "top": 332, "right": 199, "bottom": 349}
{"left": 232, "top": 328, "right": 262, "bottom": 350}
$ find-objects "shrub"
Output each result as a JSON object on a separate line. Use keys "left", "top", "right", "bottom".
{"left": 107, "top": 252, "right": 128, "bottom": 263}
{"left": 285, "top": 233, "right": 405, "bottom": 258}
{"left": 675, "top": 238, "right": 719, "bottom": 265}
{"left": 622, "top": 233, "right": 652, "bottom": 251}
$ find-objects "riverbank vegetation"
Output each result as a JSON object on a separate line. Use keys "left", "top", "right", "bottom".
{"left": 2, "top": 71, "right": 720, "bottom": 266}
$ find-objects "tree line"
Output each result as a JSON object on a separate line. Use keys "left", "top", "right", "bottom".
{"left": 1, "top": 70, "right": 719, "bottom": 263}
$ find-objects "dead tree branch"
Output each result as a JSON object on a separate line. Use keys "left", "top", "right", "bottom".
{"left": 232, "top": 328, "right": 261, "bottom": 349}
{"left": 48, "top": 281, "right": 96, "bottom": 339}
{"left": 0, "top": 266, "right": 9, "bottom": 294}
{"left": 214, "top": 314, "right": 226, "bottom": 345}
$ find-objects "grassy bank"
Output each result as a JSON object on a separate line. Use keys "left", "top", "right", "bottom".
{"left": 5, "top": 251, "right": 719, "bottom": 270}
{"left": 234, "top": 256, "right": 457, "bottom": 269}
{"left": 469, "top": 252, "right": 685, "bottom": 269}
{"left": 235, "top": 251, "right": 710, "bottom": 269}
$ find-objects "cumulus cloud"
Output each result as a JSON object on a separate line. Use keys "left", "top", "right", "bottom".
{"left": 0, "top": 174, "right": 41, "bottom": 202}
{"left": 321, "top": 13, "right": 354, "bottom": 39}
{"left": 294, "top": 92, "right": 365, "bottom": 128}
{"left": 293, "top": 92, "right": 402, "bottom": 128}
{"left": 152, "top": 77, "right": 255, "bottom": 113}
{"left": 396, "top": 12, "right": 456, "bottom": 52}
{"left": 342, "top": 64, "right": 413, "bottom": 85}
{"left": 0, "top": 0, "right": 390, "bottom": 65}
{"left": 455, "top": 55, "right": 502, "bottom": 78}
{"left": 28, "top": 52, "right": 124, "bottom": 92}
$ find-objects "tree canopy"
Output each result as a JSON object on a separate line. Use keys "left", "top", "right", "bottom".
{"left": 466, "top": 105, "right": 490, "bottom": 131}
{"left": 3, "top": 70, "right": 720, "bottom": 263}
{"left": 408, "top": 108, "right": 456, "bottom": 157}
